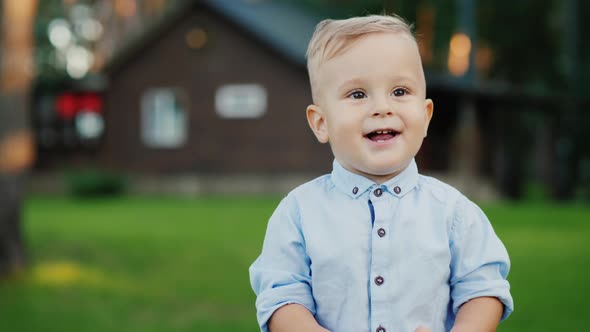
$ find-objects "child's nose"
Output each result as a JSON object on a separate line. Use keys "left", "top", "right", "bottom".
{"left": 372, "top": 98, "right": 394, "bottom": 117}
{"left": 372, "top": 108, "right": 393, "bottom": 117}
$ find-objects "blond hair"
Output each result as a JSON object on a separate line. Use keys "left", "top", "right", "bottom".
{"left": 306, "top": 14, "right": 417, "bottom": 103}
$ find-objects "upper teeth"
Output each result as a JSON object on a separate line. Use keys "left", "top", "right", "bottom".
{"left": 376, "top": 130, "right": 391, "bottom": 134}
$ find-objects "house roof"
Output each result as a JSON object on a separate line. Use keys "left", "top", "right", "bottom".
{"left": 204, "top": 0, "right": 320, "bottom": 66}
{"left": 105, "top": 0, "right": 321, "bottom": 74}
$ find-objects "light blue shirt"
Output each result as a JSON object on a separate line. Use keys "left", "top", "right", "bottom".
{"left": 250, "top": 159, "right": 513, "bottom": 332}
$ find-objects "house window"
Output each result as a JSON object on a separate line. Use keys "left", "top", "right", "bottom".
{"left": 141, "top": 88, "right": 188, "bottom": 148}
{"left": 215, "top": 84, "right": 267, "bottom": 119}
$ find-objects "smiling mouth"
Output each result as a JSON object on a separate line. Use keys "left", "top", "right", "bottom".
{"left": 365, "top": 130, "right": 399, "bottom": 142}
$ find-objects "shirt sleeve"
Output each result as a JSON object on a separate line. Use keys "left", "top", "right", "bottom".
{"left": 249, "top": 193, "right": 315, "bottom": 332}
{"left": 448, "top": 197, "right": 514, "bottom": 321}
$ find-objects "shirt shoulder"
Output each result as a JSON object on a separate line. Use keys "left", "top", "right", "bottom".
{"left": 416, "top": 174, "right": 484, "bottom": 230}
{"left": 419, "top": 175, "right": 497, "bottom": 245}
{"left": 261, "top": 176, "right": 333, "bottom": 242}
{"left": 416, "top": 174, "right": 465, "bottom": 204}
{"left": 288, "top": 173, "right": 335, "bottom": 199}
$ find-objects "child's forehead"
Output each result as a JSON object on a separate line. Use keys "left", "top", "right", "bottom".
{"left": 338, "top": 32, "right": 418, "bottom": 56}
{"left": 321, "top": 32, "right": 417, "bottom": 65}
{"left": 323, "top": 33, "right": 420, "bottom": 69}
{"left": 316, "top": 33, "right": 426, "bottom": 91}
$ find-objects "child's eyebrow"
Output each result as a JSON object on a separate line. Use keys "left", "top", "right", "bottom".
{"left": 337, "top": 78, "right": 366, "bottom": 90}
{"left": 337, "top": 76, "right": 421, "bottom": 91}
{"left": 389, "top": 75, "right": 420, "bottom": 87}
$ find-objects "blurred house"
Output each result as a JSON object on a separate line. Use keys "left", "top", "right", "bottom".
{"left": 34, "top": 0, "right": 332, "bottom": 178}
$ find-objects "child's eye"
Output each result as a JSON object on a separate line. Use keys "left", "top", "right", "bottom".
{"left": 348, "top": 91, "right": 367, "bottom": 99}
{"left": 392, "top": 88, "right": 407, "bottom": 97}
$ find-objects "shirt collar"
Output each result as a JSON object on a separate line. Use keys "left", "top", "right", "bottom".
{"left": 331, "top": 159, "right": 419, "bottom": 199}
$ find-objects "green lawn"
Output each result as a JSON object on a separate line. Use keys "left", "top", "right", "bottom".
{"left": 0, "top": 196, "right": 588, "bottom": 331}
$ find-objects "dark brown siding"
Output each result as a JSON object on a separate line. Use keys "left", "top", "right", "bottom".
{"left": 102, "top": 7, "right": 332, "bottom": 174}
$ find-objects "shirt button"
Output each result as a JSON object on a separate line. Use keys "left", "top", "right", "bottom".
{"left": 393, "top": 186, "right": 401, "bottom": 194}
{"left": 377, "top": 228, "right": 386, "bottom": 237}
{"left": 374, "top": 276, "right": 384, "bottom": 285}
{"left": 352, "top": 187, "right": 358, "bottom": 194}
{"left": 376, "top": 326, "right": 386, "bottom": 332}
{"left": 373, "top": 188, "right": 382, "bottom": 197}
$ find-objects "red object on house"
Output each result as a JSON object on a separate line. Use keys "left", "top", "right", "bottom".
{"left": 55, "top": 92, "right": 103, "bottom": 119}
{"left": 79, "top": 93, "right": 103, "bottom": 112}
{"left": 55, "top": 93, "right": 77, "bottom": 119}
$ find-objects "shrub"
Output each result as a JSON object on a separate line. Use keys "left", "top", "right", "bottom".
{"left": 65, "top": 169, "right": 127, "bottom": 198}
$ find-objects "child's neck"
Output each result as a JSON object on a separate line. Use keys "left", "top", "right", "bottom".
{"left": 345, "top": 162, "right": 411, "bottom": 184}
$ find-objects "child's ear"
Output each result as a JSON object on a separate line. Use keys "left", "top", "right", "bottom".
{"left": 423, "top": 99, "right": 434, "bottom": 137}
{"left": 306, "top": 104, "right": 329, "bottom": 143}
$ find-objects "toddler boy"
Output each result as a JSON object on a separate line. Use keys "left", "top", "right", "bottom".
{"left": 250, "top": 14, "right": 513, "bottom": 332}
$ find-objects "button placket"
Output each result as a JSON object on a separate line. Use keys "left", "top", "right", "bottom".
{"left": 370, "top": 198, "right": 398, "bottom": 332}
{"left": 367, "top": 187, "right": 398, "bottom": 331}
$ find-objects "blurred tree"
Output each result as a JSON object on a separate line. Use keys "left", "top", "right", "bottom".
{"left": 34, "top": 0, "right": 182, "bottom": 82}
{"left": 478, "top": 0, "right": 564, "bottom": 88}
{"left": 0, "top": 0, "right": 38, "bottom": 277}
{"left": 578, "top": 0, "right": 590, "bottom": 200}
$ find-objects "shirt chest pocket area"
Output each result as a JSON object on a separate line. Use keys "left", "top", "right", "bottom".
{"left": 393, "top": 219, "right": 451, "bottom": 296}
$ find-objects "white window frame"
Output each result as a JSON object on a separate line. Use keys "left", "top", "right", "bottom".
{"left": 141, "top": 88, "right": 188, "bottom": 148}
{"left": 215, "top": 84, "right": 267, "bottom": 119}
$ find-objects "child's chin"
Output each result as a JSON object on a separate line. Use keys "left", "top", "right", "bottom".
{"left": 366, "top": 163, "right": 406, "bottom": 176}
{"left": 369, "top": 161, "right": 402, "bottom": 171}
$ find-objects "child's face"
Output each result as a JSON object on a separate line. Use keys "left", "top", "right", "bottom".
{"left": 307, "top": 32, "right": 434, "bottom": 183}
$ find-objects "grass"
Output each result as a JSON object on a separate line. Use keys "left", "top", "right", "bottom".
{"left": 0, "top": 196, "right": 589, "bottom": 331}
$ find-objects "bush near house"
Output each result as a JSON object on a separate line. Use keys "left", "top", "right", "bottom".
{"left": 64, "top": 169, "right": 127, "bottom": 198}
